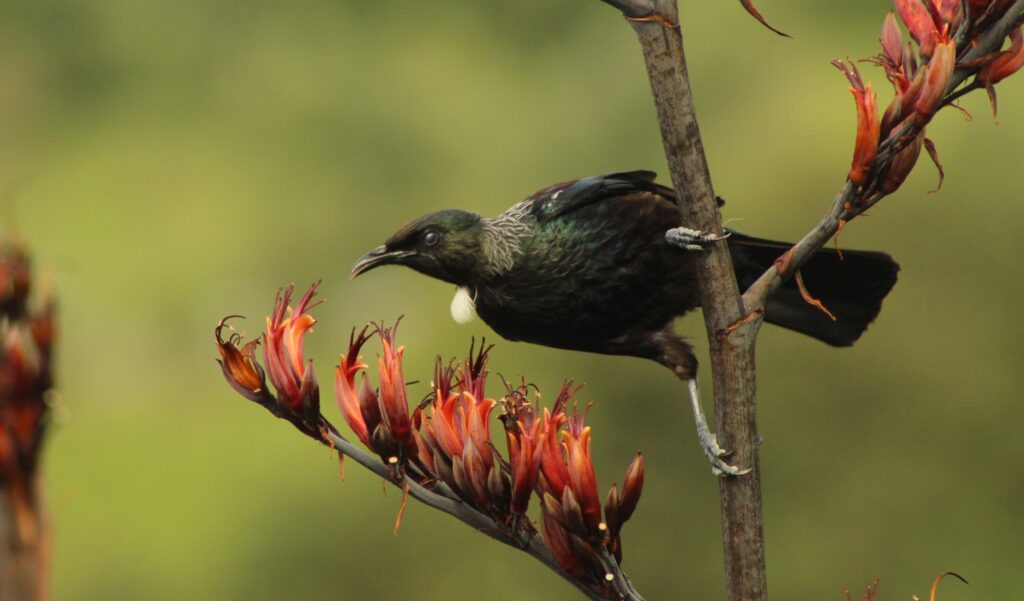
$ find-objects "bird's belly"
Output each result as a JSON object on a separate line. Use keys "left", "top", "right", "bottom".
{"left": 474, "top": 270, "right": 699, "bottom": 353}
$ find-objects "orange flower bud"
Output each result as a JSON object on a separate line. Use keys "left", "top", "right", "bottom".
{"left": 914, "top": 39, "right": 956, "bottom": 123}
{"left": 486, "top": 462, "right": 511, "bottom": 510}
{"left": 560, "top": 485, "right": 589, "bottom": 537}
{"left": 896, "top": 0, "right": 939, "bottom": 57}
{"left": 461, "top": 438, "right": 490, "bottom": 506}
{"left": 881, "top": 133, "right": 925, "bottom": 194}
{"left": 619, "top": 452, "right": 645, "bottom": 524}
{"left": 604, "top": 484, "right": 621, "bottom": 536}
{"left": 881, "top": 12, "right": 905, "bottom": 66}
{"left": 541, "top": 510, "right": 585, "bottom": 579}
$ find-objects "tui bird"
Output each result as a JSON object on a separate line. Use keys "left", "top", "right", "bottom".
{"left": 351, "top": 171, "right": 899, "bottom": 474}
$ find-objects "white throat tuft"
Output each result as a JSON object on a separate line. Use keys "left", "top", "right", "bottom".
{"left": 450, "top": 286, "right": 477, "bottom": 324}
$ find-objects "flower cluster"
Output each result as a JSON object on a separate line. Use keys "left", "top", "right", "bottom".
{"left": 836, "top": 0, "right": 1024, "bottom": 203}
{"left": 335, "top": 320, "right": 428, "bottom": 481}
{"left": 532, "top": 386, "right": 644, "bottom": 586}
{"left": 216, "top": 282, "right": 328, "bottom": 438}
{"left": 416, "top": 344, "right": 505, "bottom": 514}
{"left": 216, "top": 283, "right": 646, "bottom": 594}
{"left": 0, "top": 242, "right": 56, "bottom": 545}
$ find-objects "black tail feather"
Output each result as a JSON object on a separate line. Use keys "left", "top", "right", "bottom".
{"left": 728, "top": 232, "right": 899, "bottom": 347}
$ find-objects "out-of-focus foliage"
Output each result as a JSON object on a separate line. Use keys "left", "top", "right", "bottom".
{"left": 1, "top": 0, "right": 1021, "bottom": 599}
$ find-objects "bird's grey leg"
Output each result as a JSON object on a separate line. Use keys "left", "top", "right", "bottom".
{"left": 687, "top": 379, "right": 751, "bottom": 476}
{"left": 665, "top": 227, "right": 730, "bottom": 251}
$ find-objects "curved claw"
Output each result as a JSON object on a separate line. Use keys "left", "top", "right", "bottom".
{"left": 666, "top": 227, "right": 731, "bottom": 251}
{"left": 699, "top": 431, "right": 752, "bottom": 477}
{"left": 686, "top": 379, "right": 751, "bottom": 477}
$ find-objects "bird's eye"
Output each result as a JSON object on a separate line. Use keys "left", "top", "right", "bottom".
{"left": 423, "top": 230, "right": 440, "bottom": 247}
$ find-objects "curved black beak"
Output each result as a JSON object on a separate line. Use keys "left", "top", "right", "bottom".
{"left": 350, "top": 245, "right": 413, "bottom": 279}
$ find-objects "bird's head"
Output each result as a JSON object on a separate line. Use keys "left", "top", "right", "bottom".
{"left": 350, "top": 209, "right": 486, "bottom": 285}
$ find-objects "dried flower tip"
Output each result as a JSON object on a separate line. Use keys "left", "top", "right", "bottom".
{"left": 215, "top": 316, "right": 271, "bottom": 404}
{"left": 739, "top": 0, "right": 790, "bottom": 37}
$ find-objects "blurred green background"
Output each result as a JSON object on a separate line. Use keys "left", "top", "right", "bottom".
{"left": 3, "top": 0, "right": 1022, "bottom": 599}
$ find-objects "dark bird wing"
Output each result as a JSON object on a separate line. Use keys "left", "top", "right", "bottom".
{"left": 528, "top": 171, "right": 676, "bottom": 221}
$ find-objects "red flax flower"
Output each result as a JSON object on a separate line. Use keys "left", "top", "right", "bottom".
{"left": 562, "top": 406, "right": 602, "bottom": 535}
{"left": 536, "top": 384, "right": 602, "bottom": 538}
{"left": 263, "top": 283, "right": 322, "bottom": 420}
{"left": 216, "top": 282, "right": 327, "bottom": 438}
{"left": 418, "top": 344, "right": 504, "bottom": 512}
{"left": 374, "top": 321, "right": 415, "bottom": 465}
{"left": 334, "top": 326, "right": 379, "bottom": 449}
{"left": 499, "top": 382, "right": 543, "bottom": 518}
{"left": 334, "top": 320, "right": 425, "bottom": 480}
{"left": 216, "top": 296, "right": 650, "bottom": 593}
{"left": 834, "top": 61, "right": 880, "bottom": 186}
{"left": 831, "top": 0, "right": 996, "bottom": 202}
{"left": 841, "top": 0, "right": 1024, "bottom": 203}
{"left": 535, "top": 386, "right": 646, "bottom": 585}
{"left": 603, "top": 452, "right": 644, "bottom": 562}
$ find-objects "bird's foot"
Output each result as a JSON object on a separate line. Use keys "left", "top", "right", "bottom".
{"left": 698, "top": 428, "right": 752, "bottom": 477}
{"left": 665, "top": 227, "right": 730, "bottom": 251}
{"left": 686, "top": 379, "right": 750, "bottom": 477}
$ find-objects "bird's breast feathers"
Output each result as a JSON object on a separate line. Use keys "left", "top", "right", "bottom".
{"left": 450, "top": 286, "right": 477, "bottom": 324}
